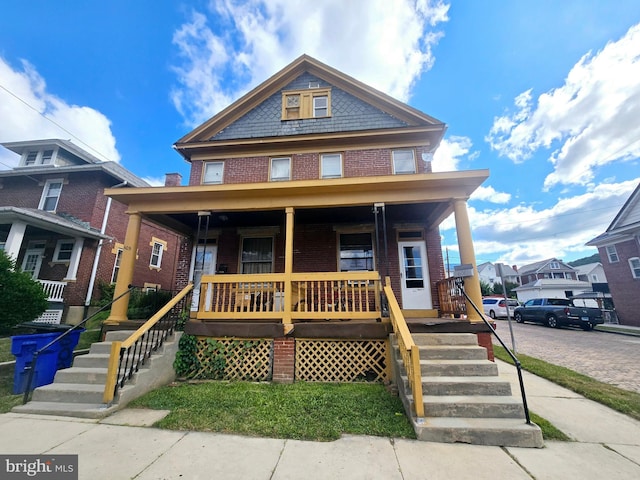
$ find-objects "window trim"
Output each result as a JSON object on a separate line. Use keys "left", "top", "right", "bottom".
{"left": 337, "top": 231, "right": 375, "bottom": 272}
{"left": 629, "top": 257, "right": 640, "bottom": 279}
{"left": 320, "top": 153, "right": 343, "bottom": 178}
{"left": 53, "top": 239, "right": 75, "bottom": 263}
{"left": 605, "top": 245, "right": 619, "bottom": 263}
{"left": 203, "top": 161, "right": 224, "bottom": 184}
{"left": 270, "top": 157, "right": 291, "bottom": 181}
{"left": 149, "top": 237, "right": 167, "bottom": 270}
{"left": 38, "top": 178, "right": 64, "bottom": 212}
{"left": 111, "top": 247, "right": 123, "bottom": 283}
{"left": 281, "top": 87, "right": 332, "bottom": 120}
{"left": 239, "top": 236, "right": 274, "bottom": 274}
{"left": 392, "top": 149, "right": 417, "bottom": 174}
{"left": 21, "top": 148, "right": 58, "bottom": 167}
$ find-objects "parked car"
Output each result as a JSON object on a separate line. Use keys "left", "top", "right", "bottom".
{"left": 513, "top": 298, "right": 603, "bottom": 330}
{"left": 482, "top": 297, "right": 519, "bottom": 319}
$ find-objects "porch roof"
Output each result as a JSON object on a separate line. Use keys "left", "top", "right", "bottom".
{"left": 105, "top": 171, "right": 487, "bottom": 235}
{"left": 0, "top": 206, "right": 109, "bottom": 239}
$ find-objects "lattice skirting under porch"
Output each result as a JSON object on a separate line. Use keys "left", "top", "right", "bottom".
{"left": 295, "top": 339, "right": 390, "bottom": 383}
{"left": 193, "top": 337, "right": 273, "bottom": 381}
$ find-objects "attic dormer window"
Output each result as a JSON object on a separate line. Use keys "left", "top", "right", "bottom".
{"left": 282, "top": 88, "right": 331, "bottom": 120}
{"left": 21, "top": 148, "right": 57, "bottom": 167}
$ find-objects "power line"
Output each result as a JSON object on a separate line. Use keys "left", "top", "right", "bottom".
{"left": 0, "top": 83, "right": 113, "bottom": 163}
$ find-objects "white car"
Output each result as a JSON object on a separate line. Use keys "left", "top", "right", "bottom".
{"left": 482, "top": 297, "right": 519, "bottom": 319}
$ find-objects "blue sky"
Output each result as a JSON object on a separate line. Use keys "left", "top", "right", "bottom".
{"left": 1, "top": 0, "right": 639, "bottom": 268}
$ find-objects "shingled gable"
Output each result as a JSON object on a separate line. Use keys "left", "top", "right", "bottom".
{"left": 174, "top": 54, "right": 446, "bottom": 160}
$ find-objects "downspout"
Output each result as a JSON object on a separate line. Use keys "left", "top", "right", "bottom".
{"left": 84, "top": 181, "right": 128, "bottom": 312}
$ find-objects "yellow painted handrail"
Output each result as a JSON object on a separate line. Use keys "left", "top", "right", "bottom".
{"left": 102, "top": 283, "right": 193, "bottom": 404}
{"left": 384, "top": 278, "right": 424, "bottom": 418}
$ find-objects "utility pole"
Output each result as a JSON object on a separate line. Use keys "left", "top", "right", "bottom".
{"left": 496, "top": 263, "right": 517, "bottom": 354}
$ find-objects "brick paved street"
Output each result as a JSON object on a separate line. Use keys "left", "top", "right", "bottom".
{"left": 491, "top": 321, "right": 640, "bottom": 393}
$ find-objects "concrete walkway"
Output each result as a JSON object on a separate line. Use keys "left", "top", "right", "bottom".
{"left": 1, "top": 360, "right": 639, "bottom": 479}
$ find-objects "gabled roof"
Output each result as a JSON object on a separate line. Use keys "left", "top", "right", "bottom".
{"left": 587, "top": 182, "right": 640, "bottom": 246}
{"left": 517, "top": 258, "right": 574, "bottom": 275}
{"left": 174, "top": 55, "right": 446, "bottom": 160}
{"left": 573, "top": 262, "right": 602, "bottom": 276}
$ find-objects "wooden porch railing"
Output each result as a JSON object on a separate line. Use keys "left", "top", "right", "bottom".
{"left": 436, "top": 276, "right": 467, "bottom": 317}
{"left": 197, "top": 271, "right": 382, "bottom": 322}
{"left": 383, "top": 278, "right": 424, "bottom": 418}
{"left": 38, "top": 279, "right": 66, "bottom": 302}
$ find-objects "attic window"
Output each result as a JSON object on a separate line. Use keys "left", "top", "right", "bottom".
{"left": 309, "top": 81, "right": 320, "bottom": 88}
{"left": 282, "top": 88, "right": 331, "bottom": 120}
{"left": 21, "top": 148, "right": 57, "bottom": 167}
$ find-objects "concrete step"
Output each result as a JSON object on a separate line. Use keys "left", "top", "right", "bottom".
{"left": 104, "top": 331, "right": 134, "bottom": 342}
{"left": 72, "top": 354, "right": 111, "bottom": 368}
{"left": 418, "top": 395, "right": 525, "bottom": 418}
{"left": 415, "top": 417, "right": 544, "bottom": 448}
{"left": 54, "top": 367, "right": 108, "bottom": 384}
{"left": 412, "top": 333, "right": 479, "bottom": 346}
{"left": 89, "top": 342, "right": 116, "bottom": 355}
{"left": 417, "top": 345, "right": 489, "bottom": 361}
{"left": 11, "top": 401, "right": 119, "bottom": 419}
{"left": 420, "top": 359, "right": 499, "bottom": 377}
{"left": 32, "top": 383, "right": 106, "bottom": 404}
{"left": 406, "top": 375, "right": 513, "bottom": 396}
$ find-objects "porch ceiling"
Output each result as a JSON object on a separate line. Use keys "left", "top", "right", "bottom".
{"left": 106, "top": 171, "right": 488, "bottom": 235}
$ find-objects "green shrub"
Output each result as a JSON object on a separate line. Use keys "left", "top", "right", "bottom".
{"left": 0, "top": 250, "right": 48, "bottom": 333}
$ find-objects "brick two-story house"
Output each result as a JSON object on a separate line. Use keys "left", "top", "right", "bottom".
{"left": 587, "top": 183, "right": 640, "bottom": 327}
{"left": 104, "top": 54, "right": 489, "bottom": 381}
{"left": 0, "top": 139, "right": 185, "bottom": 324}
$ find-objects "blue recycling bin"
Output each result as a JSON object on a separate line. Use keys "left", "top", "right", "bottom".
{"left": 11, "top": 329, "right": 84, "bottom": 394}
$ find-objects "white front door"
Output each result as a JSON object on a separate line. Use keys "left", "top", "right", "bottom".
{"left": 21, "top": 242, "right": 46, "bottom": 279}
{"left": 398, "top": 241, "right": 432, "bottom": 309}
{"left": 190, "top": 244, "right": 218, "bottom": 311}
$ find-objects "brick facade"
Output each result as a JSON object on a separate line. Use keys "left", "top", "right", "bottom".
{"left": 598, "top": 240, "right": 640, "bottom": 327}
{"left": 272, "top": 337, "right": 295, "bottom": 383}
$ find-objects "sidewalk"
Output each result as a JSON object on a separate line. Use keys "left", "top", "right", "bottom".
{"left": 1, "top": 360, "right": 639, "bottom": 479}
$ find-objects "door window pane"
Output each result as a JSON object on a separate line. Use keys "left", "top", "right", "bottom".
{"left": 403, "top": 246, "right": 424, "bottom": 288}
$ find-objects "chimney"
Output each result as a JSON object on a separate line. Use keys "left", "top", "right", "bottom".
{"left": 512, "top": 265, "right": 518, "bottom": 272}
{"left": 164, "top": 173, "right": 182, "bottom": 187}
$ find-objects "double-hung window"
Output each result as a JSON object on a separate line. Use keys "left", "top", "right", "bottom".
{"left": 203, "top": 162, "right": 224, "bottom": 184}
{"left": 53, "top": 239, "right": 75, "bottom": 262}
{"left": 629, "top": 258, "right": 640, "bottom": 279}
{"left": 392, "top": 149, "right": 416, "bottom": 174}
{"left": 270, "top": 157, "right": 291, "bottom": 181}
{"left": 606, "top": 245, "right": 619, "bottom": 263}
{"left": 338, "top": 233, "right": 374, "bottom": 272}
{"left": 241, "top": 237, "right": 273, "bottom": 274}
{"left": 149, "top": 238, "right": 166, "bottom": 269}
{"left": 321, "top": 153, "right": 342, "bottom": 178}
{"left": 39, "top": 179, "right": 63, "bottom": 212}
{"left": 313, "top": 95, "right": 328, "bottom": 117}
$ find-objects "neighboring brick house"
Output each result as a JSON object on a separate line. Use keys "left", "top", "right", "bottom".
{"left": 516, "top": 258, "right": 578, "bottom": 284}
{"left": 105, "top": 55, "right": 490, "bottom": 382}
{"left": 587, "top": 183, "right": 640, "bottom": 327}
{"left": 0, "top": 139, "right": 185, "bottom": 324}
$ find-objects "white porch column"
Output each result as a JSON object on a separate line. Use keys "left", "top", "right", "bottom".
{"left": 453, "top": 199, "right": 483, "bottom": 322}
{"left": 63, "top": 237, "right": 84, "bottom": 281}
{"left": 5, "top": 221, "right": 27, "bottom": 261}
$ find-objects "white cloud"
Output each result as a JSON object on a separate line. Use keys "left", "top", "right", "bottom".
{"left": 486, "top": 23, "right": 640, "bottom": 190}
{"left": 441, "top": 179, "right": 638, "bottom": 266}
{"left": 432, "top": 135, "right": 472, "bottom": 172}
{"left": 470, "top": 185, "right": 511, "bottom": 204}
{"left": 0, "top": 57, "right": 120, "bottom": 169}
{"left": 171, "top": 0, "right": 450, "bottom": 126}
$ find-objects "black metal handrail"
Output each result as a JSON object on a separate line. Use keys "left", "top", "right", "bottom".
{"left": 455, "top": 278, "right": 532, "bottom": 424}
{"left": 21, "top": 285, "right": 137, "bottom": 404}
{"left": 106, "top": 285, "right": 192, "bottom": 404}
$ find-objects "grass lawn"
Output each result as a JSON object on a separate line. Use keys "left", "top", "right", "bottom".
{"left": 131, "top": 381, "right": 415, "bottom": 441}
{"left": 494, "top": 345, "right": 640, "bottom": 422}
